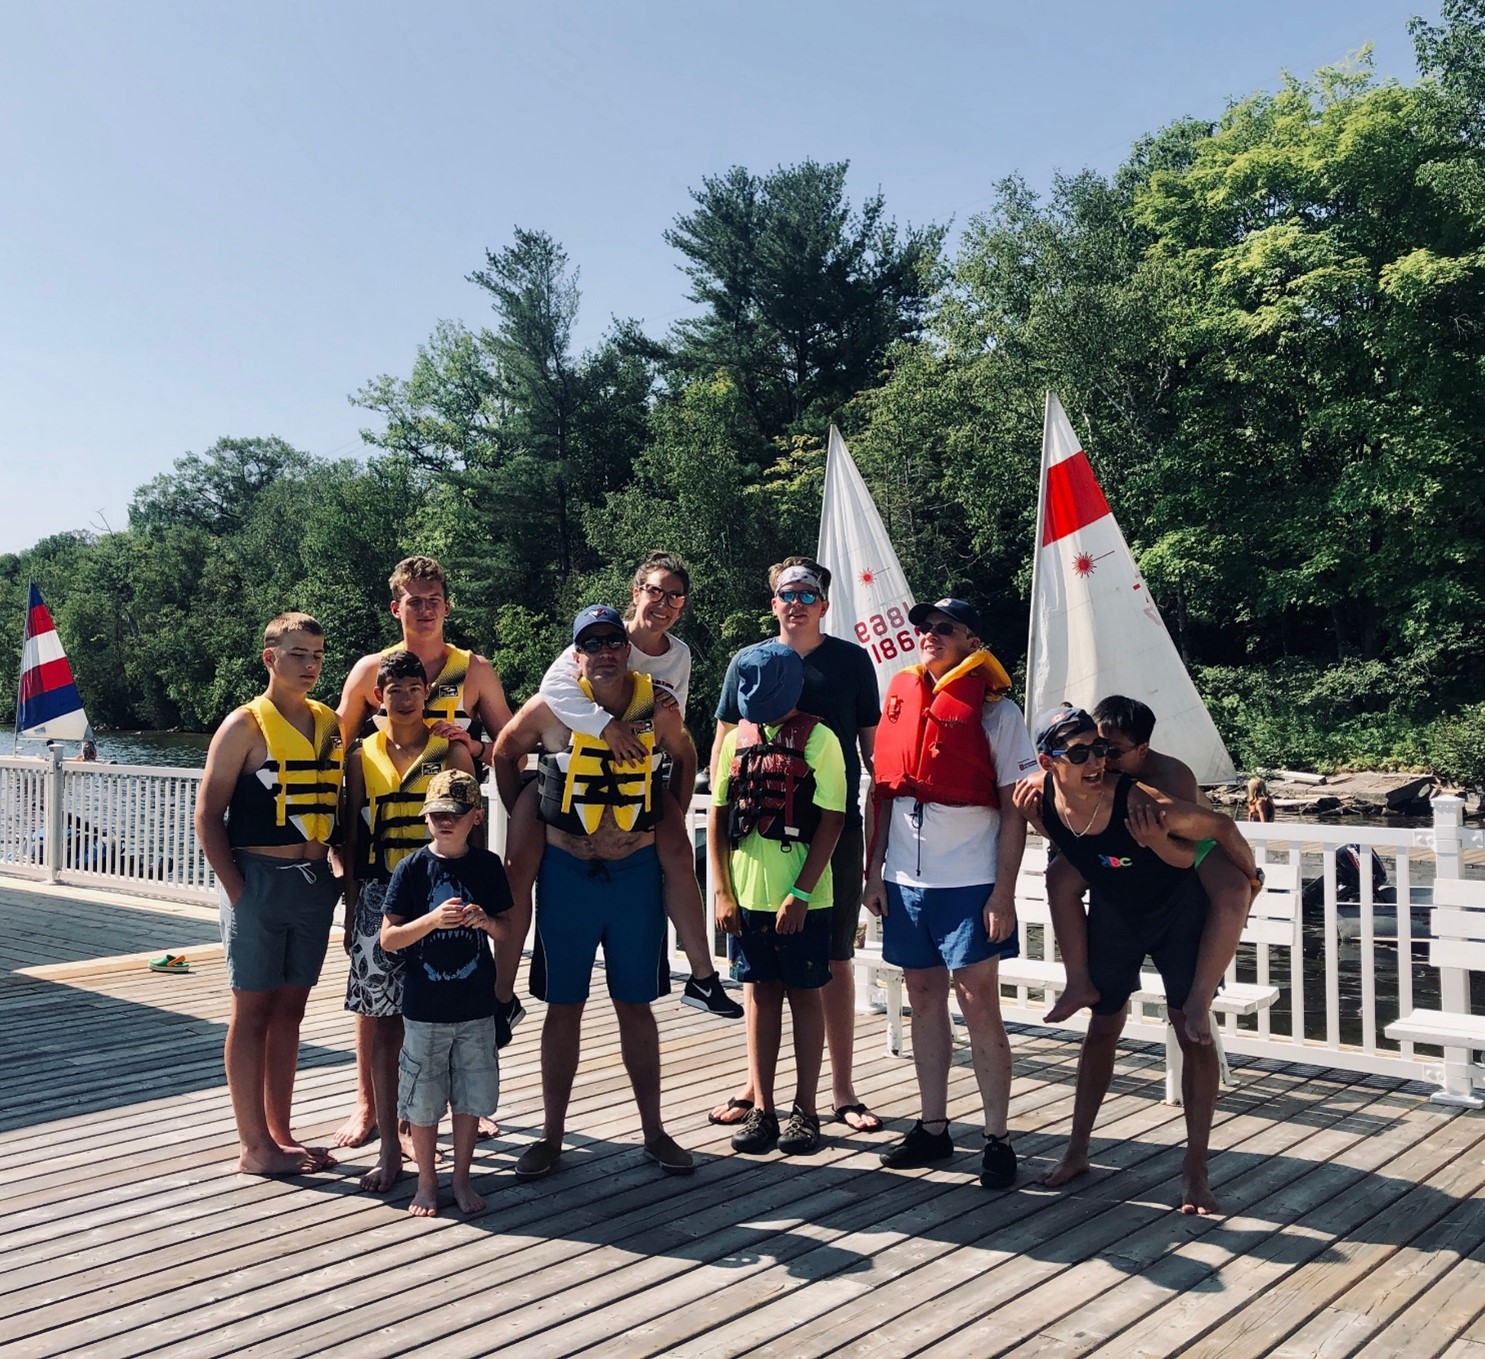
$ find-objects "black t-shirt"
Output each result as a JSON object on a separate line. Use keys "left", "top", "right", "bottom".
{"left": 383, "top": 845, "right": 512, "bottom": 1023}
{"left": 716, "top": 635, "right": 879, "bottom": 829}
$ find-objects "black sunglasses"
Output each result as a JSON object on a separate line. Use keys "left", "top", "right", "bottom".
{"left": 915, "top": 620, "right": 961, "bottom": 637}
{"left": 1054, "top": 739, "right": 1112, "bottom": 765}
{"left": 576, "top": 633, "right": 628, "bottom": 654}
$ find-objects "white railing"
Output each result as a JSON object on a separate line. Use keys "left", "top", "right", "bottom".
{"left": 3, "top": 750, "right": 1481, "bottom": 1092}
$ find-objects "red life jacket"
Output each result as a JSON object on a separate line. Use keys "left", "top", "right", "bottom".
{"left": 726, "top": 715, "right": 822, "bottom": 848}
{"left": 873, "top": 654, "right": 1009, "bottom": 808}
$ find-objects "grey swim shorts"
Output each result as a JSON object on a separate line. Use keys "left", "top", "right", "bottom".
{"left": 219, "top": 852, "right": 340, "bottom": 991}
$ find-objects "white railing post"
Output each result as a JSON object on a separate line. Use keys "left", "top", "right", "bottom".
{"left": 1428, "top": 795, "right": 1478, "bottom": 1105}
{"left": 43, "top": 742, "right": 65, "bottom": 883}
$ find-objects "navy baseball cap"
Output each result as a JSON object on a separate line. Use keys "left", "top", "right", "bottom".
{"left": 735, "top": 641, "right": 805, "bottom": 725}
{"left": 572, "top": 604, "right": 625, "bottom": 642}
{"left": 907, "top": 597, "right": 982, "bottom": 634}
{"left": 1033, "top": 704, "right": 1097, "bottom": 754}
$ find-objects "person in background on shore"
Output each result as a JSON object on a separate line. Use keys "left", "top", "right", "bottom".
{"left": 1012, "top": 705, "right": 1262, "bottom": 1215}
{"left": 711, "top": 642, "right": 845, "bottom": 1157}
{"left": 709, "top": 557, "right": 882, "bottom": 1134}
{"left": 381, "top": 770, "right": 511, "bottom": 1217}
{"left": 1247, "top": 777, "right": 1275, "bottom": 823}
{"left": 334, "top": 555, "right": 514, "bottom": 1148}
{"left": 1038, "top": 695, "right": 1255, "bottom": 1046}
{"left": 340, "top": 650, "right": 477, "bottom": 1193}
{"left": 195, "top": 612, "right": 344, "bottom": 1176}
{"left": 520, "top": 550, "right": 741, "bottom": 1020}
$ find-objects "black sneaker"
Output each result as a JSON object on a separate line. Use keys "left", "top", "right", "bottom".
{"left": 980, "top": 1132, "right": 1017, "bottom": 1189}
{"left": 731, "top": 1107, "right": 780, "bottom": 1154}
{"left": 682, "top": 973, "right": 744, "bottom": 1019}
{"left": 777, "top": 1106, "right": 822, "bottom": 1156}
{"left": 494, "top": 994, "right": 526, "bottom": 1050}
{"left": 879, "top": 1119, "right": 954, "bottom": 1169}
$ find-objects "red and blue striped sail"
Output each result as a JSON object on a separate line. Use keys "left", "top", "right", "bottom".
{"left": 18, "top": 583, "right": 92, "bottom": 740}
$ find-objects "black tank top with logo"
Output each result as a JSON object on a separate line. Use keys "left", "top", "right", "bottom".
{"left": 1040, "top": 773, "right": 1195, "bottom": 919}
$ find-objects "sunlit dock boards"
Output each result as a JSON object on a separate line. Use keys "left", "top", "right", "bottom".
{"left": 3, "top": 881, "right": 1485, "bottom": 1359}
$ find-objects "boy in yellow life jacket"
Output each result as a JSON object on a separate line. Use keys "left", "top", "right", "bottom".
{"left": 338, "top": 650, "right": 477, "bottom": 1193}
{"left": 194, "top": 612, "right": 344, "bottom": 1177}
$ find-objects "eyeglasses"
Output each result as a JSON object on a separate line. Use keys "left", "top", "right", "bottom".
{"left": 576, "top": 633, "right": 628, "bottom": 654}
{"left": 1053, "top": 739, "right": 1112, "bottom": 765}
{"left": 638, "top": 583, "right": 687, "bottom": 606}
{"left": 915, "top": 621, "right": 961, "bottom": 638}
{"left": 776, "top": 590, "right": 820, "bottom": 606}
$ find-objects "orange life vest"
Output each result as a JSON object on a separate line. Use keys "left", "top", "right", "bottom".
{"left": 873, "top": 651, "right": 1011, "bottom": 808}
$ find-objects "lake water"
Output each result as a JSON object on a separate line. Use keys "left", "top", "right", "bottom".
{"left": 0, "top": 727, "right": 209, "bottom": 769}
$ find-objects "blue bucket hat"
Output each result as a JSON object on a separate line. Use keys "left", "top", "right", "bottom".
{"left": 735, "top": 641, "right": 804, "bottom": 725}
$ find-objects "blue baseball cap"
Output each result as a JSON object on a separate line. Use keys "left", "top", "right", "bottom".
{"left": 1033, "top": 704, "right": 1097, "bottom": 754}
{"left": 572, "top": 604, "right": 625, "bottom": 642}
{"left": 735, "top": 641, "right": 805, "bottom": 725}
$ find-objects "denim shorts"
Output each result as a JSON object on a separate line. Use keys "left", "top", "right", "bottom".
{"left": 219, "top": 852, "right": 340, "bottom": 991}
{"left": 882, "top": 881, "right": 1020, "bottom": 972}
{"left": 398, "top": 1016, "right": 500, "bottom": 1125}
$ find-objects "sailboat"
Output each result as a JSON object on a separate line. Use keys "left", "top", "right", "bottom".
{"left": 1027, "top": 393, "right": 1235, "bottom": 783}
{"left": 16, "top": 582, "right": 93, "bottom": 748}
{"left": 816, "top": 425, "right": 919, "bottom": 695}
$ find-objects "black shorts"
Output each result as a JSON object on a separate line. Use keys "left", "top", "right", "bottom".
{"left": 829, "top": 824, "right": 865, "bottom": 962}
{"left": 1087, "top": 874, "right": 1210, "bottom": 1016}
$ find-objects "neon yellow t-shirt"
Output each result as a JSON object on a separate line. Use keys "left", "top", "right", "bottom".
{"left": 713, "top": 721, "right": 847, "bottom": 911}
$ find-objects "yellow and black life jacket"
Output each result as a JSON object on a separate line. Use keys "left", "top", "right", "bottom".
{"left": 358, "top": 731, "right": 451, "bottom": 881}
{"left": 228, "top": 696, "right": 342, "bottom": 847}
{"left": 537, "top": 672, "right": 664, "bottom": 836}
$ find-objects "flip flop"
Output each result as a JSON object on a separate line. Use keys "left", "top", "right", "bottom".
{"left": 707, "top": 1097, "right": 754, "bottom": 1126}
{"left": 833, "top": 1103, "right": 883, "bottom": 1132}
{"left": 149, "top": 954, "right": 190, "bottom": 973}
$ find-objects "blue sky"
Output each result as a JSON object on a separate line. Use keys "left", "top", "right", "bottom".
{"left": 0, "top": 1, "right": 1430, "bottom": 554}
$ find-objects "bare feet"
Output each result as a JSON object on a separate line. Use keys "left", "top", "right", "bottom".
{"left": 279, "top": 1141, "right": 336, "bottom": 1171}
{"left": 238, "top": 1145, "right": 329, "bottom": 1176}
{"left": 1044, "top": 981, "right": 1100, "bottom": 1024}
{"left": 332, "top": 1107, "right": 377, "bottom": 1148}
{"left": 1184, "top": 1003, "right": 1214, "bottom": 1046}
{"left": 408, "top": 1183, "right": 439, "bottom": 1217}
{"left": 477, "top": 1117, "right": 501, "bottom": 1140}
{"left": 399, "top": 1120, "right": 443, "bottom": 1166}
{"left": 1039, "top": 1151, "right": 1091, "bottom": 1188}
{"left": 359, "top": 1152, "right": 403, "bottom": 1193}
{"left": 1179, "top": 1165, "right": 1219, "bottom": 1216}
{"left": 453, "top": 1180, "right": 485, "bottom": 1215}
{"left": 708, "top": 1095, "right": 755, "bottom": 1126}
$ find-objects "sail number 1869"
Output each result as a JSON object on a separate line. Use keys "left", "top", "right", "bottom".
{"left": 855, "top": 604, "right": 917, "bottom": 664}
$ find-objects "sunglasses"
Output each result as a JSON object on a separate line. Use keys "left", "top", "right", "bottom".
{"left": 638, "top": 583, "right": 687, "bottom": 606}
{"left": 576, "top": 633, "right": 628, "bottom": 654}
{"left": 776, "top": 590, "right": 820, "bottom": 606}
{"left": 1053, "top": 739, "right": 1112, "bottom": 765}
{"left": 915, "top": 620, "right": 961, "bottom": 637}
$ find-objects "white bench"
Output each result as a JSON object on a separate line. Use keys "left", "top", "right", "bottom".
{"left": 857, "top": 841, "right": 1301, "bottom": 1104}
{"left": 1384, "top": 875, "right": 1485, "bottom": 1108}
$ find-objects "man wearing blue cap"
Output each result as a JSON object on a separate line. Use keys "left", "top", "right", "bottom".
{"left": 864, "top": 597, "right": 1039, "bottom": 1189}
{"left": 493, "top": 605, "right": 697, "bottom": 1179}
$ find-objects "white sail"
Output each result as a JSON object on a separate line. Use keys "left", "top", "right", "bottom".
{"left": 1028, "top": 393, "right": 1235, "bottom": 783}
{"left": 816, "top": 425, "right": 918, "bottom": 694}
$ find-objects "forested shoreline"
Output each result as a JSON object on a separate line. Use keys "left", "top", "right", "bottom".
{"left": 4, "top": 6, "right": 1485, "bottom": 787}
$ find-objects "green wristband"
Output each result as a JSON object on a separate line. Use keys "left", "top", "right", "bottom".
{"left": 791, "top": 885, "right": 812, "bottom": 903}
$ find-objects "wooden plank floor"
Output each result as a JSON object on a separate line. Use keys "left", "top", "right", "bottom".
{"left": 4, "top": 881, "right": 1485, "bottom": 1359}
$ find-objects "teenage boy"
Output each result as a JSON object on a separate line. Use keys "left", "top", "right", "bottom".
{"left": 1012, "top": 707, "right": 1261, "bottom": 1216}
{"left": 195, "top": 612, "right": 344, "bottom": 1176}
{"left": 1041, "top": 694, "right": 1255, "bottom": 1044}
{"left": 335, "top": 555, "right": 514, "bottom": 1148}
{"left": 711, "top": 642, "right": 846, "bottom": 1156}
{"left": 494, "top": 605, "right": 695, "bottom": 1179}
{"left": 709, "top": 557, "right": 881, "bottom": 1133}
{"left": 340, "top": 651, "right": 477, "bottom": 1192}
{"left": 382, "top": 769, "right": 511, "bottom": 1217}
{"left": 863, "top": 598, "right": 1039, "bottom": 1188}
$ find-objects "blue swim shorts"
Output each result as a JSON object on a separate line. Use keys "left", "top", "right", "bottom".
{"left": 531, "top": 844, "right": 669, "bottom": 1005}
{"left": 881, "top": 881, "right": 1020, "bottom": 972}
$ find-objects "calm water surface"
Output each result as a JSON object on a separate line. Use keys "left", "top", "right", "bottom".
{"left": 1, "top": 727, "right": 209, "bottom": 769}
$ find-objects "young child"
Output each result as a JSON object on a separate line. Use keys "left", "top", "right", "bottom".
{"left": 1040, "top": 695, "right": 1253, "bottom": 1044}
{"left": 709, "top": 641, "right": 846, "bottom": 1156}
{"left": 340, "top": 651, "right": 476, "bottom": 1193}
{"left": 381, "top": 769, "right": 511, "bottom": 1216}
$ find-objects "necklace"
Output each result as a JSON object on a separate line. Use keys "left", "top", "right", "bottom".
{"left": 1063, "top": 784, "right": 1108, "bottom": 838}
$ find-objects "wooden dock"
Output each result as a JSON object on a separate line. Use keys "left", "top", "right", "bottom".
{"left": 4, "top": 879, "right": 1485, "bottom": 1359}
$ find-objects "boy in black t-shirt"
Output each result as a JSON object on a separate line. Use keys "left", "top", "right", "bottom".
{"left": 382, "top": 770, "right": 512, "bottom": 1217}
